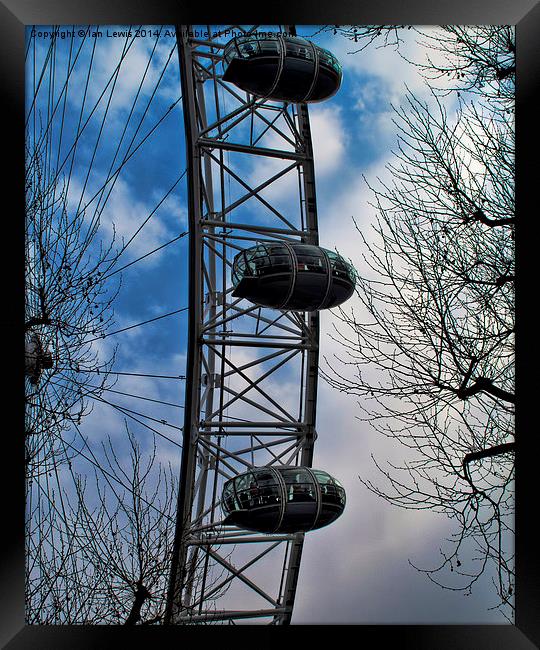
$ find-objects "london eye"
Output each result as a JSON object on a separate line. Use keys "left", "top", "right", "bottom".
{"left": 24, "top": 24, "right": 353, "bottom": 626}
{"left": 165, "top": 24, "right": 353, "bottom": 625}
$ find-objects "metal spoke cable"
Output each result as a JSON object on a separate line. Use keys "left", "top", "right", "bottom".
{"left": 48, "top": 377, "right": 184, "bottom": 449}
{"left": 55, "top": 28, "right": 147, "bottom": 285}
{"left": 99, "top": 171, "right": 188, "bottom": 278}
{"left": 84, "top": 306, "right": 188, "bottom": 343}
{"left": 90, "top": 395, "right": 184, "bottom": 432}
{"left": 82, "top": 382, "right": 186, "bottom": 409}
{"left": 84, "top": 393, "right": 184, "bottom": 448}
{"left": 73, "top": 31, "right": 134, "bottom": 221}
{"left": 100, "top": 231, "right": 189, "bottom": 281}
{"left": 43, "top": 36, "right": 56, "bottom": 204}
{"left": 75, "top": 95, "right": 183, "bottom": 223}
{"left": 42, "top": 30, "right": 139, "bottom": 197}
{"left": 54, "top": 367, "right": 187, "bottom": 380}
{"left": 61, "top": 31, "right": 99, "bottom": 211}
{"left": 73, "top": 40, "right": 179, "bottom": 275}
{"left": 25, "top": 30, "right": 189, "bottom": 622}
{"left": 90, "top": 26, "right": 166, "bottom": 226}
{"left": 84, "top": 39, "right": 179, "bottom": 233}
{"left": 53, "top": 28, "right": 75, "bottom": 179}
{"left": 25, "top": 28, "right": 88, "bottom": 164}
{"left": 25, "top": 32, "right": 58, "bottom": 128}
{"left": 57, "top": 423, "right": 177, "bottom": 524}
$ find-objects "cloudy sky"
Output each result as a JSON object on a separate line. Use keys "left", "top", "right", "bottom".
{"left": 26, "top": 24, "right": 511, "bottom": 624}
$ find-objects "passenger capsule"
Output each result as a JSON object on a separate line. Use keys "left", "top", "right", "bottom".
{"left": 222, "top": 34, "right": 342, "bottom": 103}
{"left": 222, "top": 466, "right": 346, "bottom": 533}
{"left": 231, "top": 242, "right": 356, "bottom": 311}
{"left": 25, "top": 332, "right": 53, "bottom": 385}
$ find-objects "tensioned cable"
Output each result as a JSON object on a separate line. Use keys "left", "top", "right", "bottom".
{"left": 86, "top": 394, "right": 183, "bottom": 432}
{"left": 83, "top": 382, "right": 186, "bottom": 409}
{"left": 43, "top": 35, "right": 56, "bottom": 206}
{"left": 72, "top": 31, "right": 134, "bottom": 221}
{"left": 25, "top": 33, "right": 188, "bottom": 608}
{"left": 30, "top": 93, "right": 184, "bottom": 299}
{"left": 53, "top": 28, "right": 75, "bottom": 179}
{"left": 72, "top": 95, "right": 182, "bottom": 224}
{"left": 83, "top": 39, "right": 180, "bottom": 238}
{"left": 25, "top": 32, "right": 57, "bottom": 128}
{"left": 100, "top": 231, "right": 188, "bottom": 281}
{"left": 36, "top": 30, "right": 139, "bottom": 198}
{"left": 83, "top": 393, "right": 184, "bottom": 448}
{"left": 84, "top": 306, "right": 188, "bottom": 343}
{"left": 90, "top": 26, "right": 166, "bottom": 224}
{"left": 54, "top": 367, "right": 186, "bottom": 380}
{"left": 39, "top": 29, "right": 85, "bottom": 277}
{"left": 99, "top": 171, "right": 187, "bottom": 279}
{"left": 29, "top": 479, "right": 75, "bottom": 611}
{"left": 48, "top": 376, "right": 183, "bottom": 449}
{"left": 73, "top": 41, "right": 177, "bottom": 272}
{"left": 28, "top": 377, "right": 181, "bottom": 527}
{"left": 26, "top": 31, "right": 187, "bottom": 614}
{"left": 58, "top": 31, "right": 99, "bottom": 263}
{"left": 58, "top": 31, "right": 137, "bottom": 281}
{"left": 55, "top": 423, "right": 177, "bottom": 524}
{"left": 25, "top": 28, "right": 88, "bottom": 161}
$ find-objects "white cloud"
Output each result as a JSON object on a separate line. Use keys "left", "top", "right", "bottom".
{"left": 310, "top": 105, "right": 346, "bottom": 176}
{"left": 95, "top": 175, "right": 174, "bottom": 265}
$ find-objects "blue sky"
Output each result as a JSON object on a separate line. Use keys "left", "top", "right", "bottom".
{"left": 26, "top": 24, "right": 511, "bottom": 623}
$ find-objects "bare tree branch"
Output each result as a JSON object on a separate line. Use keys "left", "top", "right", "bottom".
{"left": 323, "top": 26, "right": 514, "bottom": 615}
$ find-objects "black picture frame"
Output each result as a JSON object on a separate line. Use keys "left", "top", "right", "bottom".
{"left": 2, "top": 1, "right": 538, "bottom": 647}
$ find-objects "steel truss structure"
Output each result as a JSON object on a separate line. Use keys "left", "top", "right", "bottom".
{"left": 166, "top": 25, "right": 323, "bottom": 625}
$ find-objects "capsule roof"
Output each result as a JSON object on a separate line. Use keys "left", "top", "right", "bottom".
{"left": 222, "top": 465, "right": 346, "bottom": 534}
{"left": 231, "top": 242, "right": 356, "bottom": 311}
{"left": 222, "top": 33, "right": 342, "bottom": 103}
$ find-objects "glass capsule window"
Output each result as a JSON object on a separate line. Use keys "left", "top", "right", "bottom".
{"left": 267, "top": 251, "right": 291, "bottom": 270}
{"left": 231, "top": 243, "right": 356, "bottom": 311}
{"left": 253, "top": 470, "right": 280, "bottom": 506}
{"left": 231, "top": 246, "right": 260, "bottom": 285}
{"left": 258, "top": 39, "right": 280, "bottom": 55}
{"left": 231, "top": 254, "right": 246, "bottom": 286}
{"left": 222, "top": 481, "right": 237, "bottom": 513}
{"left": 318, "top": 48, "right": 342, "bottom": 75}
{"left": 223, "top": 41, "right": 239, "bottom": 65}
{"left": 238, "top": 41, "right": 258, "bottom": 58}
{"left": 233, "top": 472, "right": 256, "bottom": 509}
{"left": 312, "top": 470, "right": 346, "bottom": 506}
{"left": 285, "top": 39, "right": 313, "bottom": 60}
{"left": 222, "top": 467, "right": 346, "bottom": 533}
{"left": 224, "top": 34, "right": 337, "bottom": 67}
{"left": 294, "top": 245, "right": 326, "bottom": 273}
{"left": 281, "top": 467, "right": 316, "bottom": 503}
{"left": 332, "top": 57, "right": 342, "bottom": 75}
{"left": 326, "top": 250, "right": 356, "bottom": 282}
{"left": 312, "top": 469, "right": 333, "bottom": 484}
{"left": 222, "top": 33, "right": 342, "bottom": 103}
{"left": 232, "top": 243, "right": 293, "bottom": 287}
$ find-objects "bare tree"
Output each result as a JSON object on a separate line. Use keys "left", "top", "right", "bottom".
{"left": 24, "top": 31, "right": 195, "bottom": 627}
{"left": 26, "top": 424, "right": 231, "bottom": 625}
{"left": 413, "top": 26, "right": 515, "bottom": 105}
{"left": 322, "top": 26, "right": 515, "bottom": 614}
{"left": 25, "top": 142, "right": 120, "bottom": 476}
{"left": 26, "top": 427, "right": 177, "bottom": 624}
{"left": 318, "top": 25, "right": 515, "bottom": 107}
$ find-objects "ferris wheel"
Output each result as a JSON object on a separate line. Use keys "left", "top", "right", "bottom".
{"left": 24, "top": 24, "right": 355, "bottom": 625}
{"left": 165, "top": 25, "right": 354, "bottom": 625}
